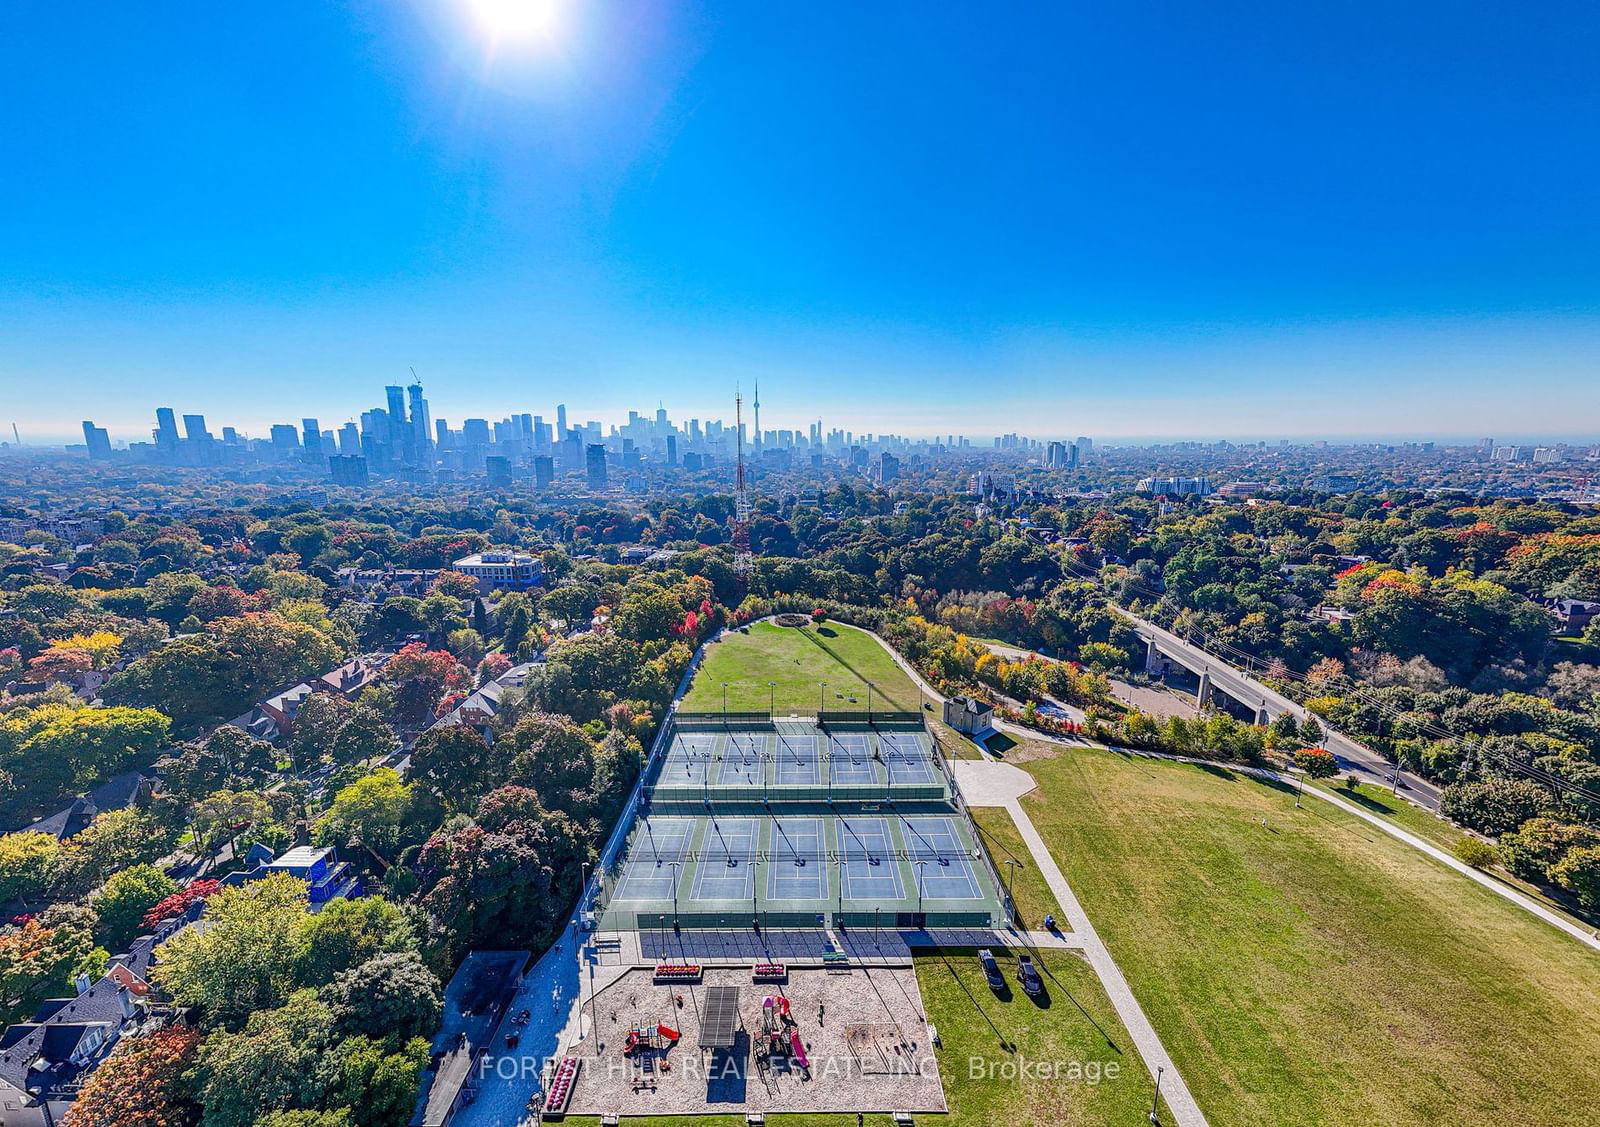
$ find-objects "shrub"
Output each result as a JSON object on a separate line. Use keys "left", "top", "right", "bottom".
{"left": 1452, "top": 838, "right": 1498, "bottom": 869}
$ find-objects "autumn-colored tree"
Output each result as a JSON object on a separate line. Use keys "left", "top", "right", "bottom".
{"left": 62, "top": 1025, "right": 202, "bottom": 1127}
{"left": 143, "top": 879, "right": 222, "bottom": 930}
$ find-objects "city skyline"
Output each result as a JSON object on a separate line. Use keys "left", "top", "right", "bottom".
{"left": 5, "top": 3, "right": 1600, "bottom": 438}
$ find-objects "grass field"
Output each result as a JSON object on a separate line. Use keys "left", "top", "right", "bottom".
{"left": 969, "top": 806, "right": 1065, "bottom": 929}
{"left": 559, "top": 950, "right": 1170, "bottom": 1127}
{"left": 1015, "top": 745, "right": 1600, "bottom": 1126}
{"left": 1310, "top": 777, "right": 1600, "bottom": 931}
{"left": 681, "top": 621, "right": 923, "bottom": 713}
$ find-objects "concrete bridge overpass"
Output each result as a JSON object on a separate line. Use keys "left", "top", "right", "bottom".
{"left": 1116, "top": 609, "right": 1443, "bottom": 811}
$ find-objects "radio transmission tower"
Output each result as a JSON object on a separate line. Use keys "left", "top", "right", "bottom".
{"left": 733, "top": 387, "right": 754, "bottom": 588}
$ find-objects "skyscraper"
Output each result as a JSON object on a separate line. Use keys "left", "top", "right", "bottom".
{"left": 154, "top": 407, "right": 180, "bottom": 459}
{"left": 556, "top": 403, "right": 567, "bottom": 440}
{"left": 533, "top": 455, "right": 554, "bottom": 489}
{"left": 408, "top": 383, "right": 430, "bottom": 461}
{"left": 585, "top": 442, "right": 608, "bottom": 490}
{"left": 302, "top": 418, "right": 322, "bottom": 456}
{"left": 81, "top": 421, "right": 112, "bottom": 460}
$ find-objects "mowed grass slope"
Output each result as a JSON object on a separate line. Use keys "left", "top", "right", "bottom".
{"left": 681, "top": 621, "right": 922, "bottom": 713}
{"left": 1018, "top": 746, "right": 1600, "bottom": 1126}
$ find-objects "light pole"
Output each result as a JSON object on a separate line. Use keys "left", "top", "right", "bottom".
{"left": 819, "top": 681, "right": 827, "bottom": 716}
{"left": 915, "top": 860, "right": 928, "bottom": 918}
{"left": 669, "top": 861, "right": 681, "bottom": 927}
{"left": 722, "top": 682, "right": 729, "bottom": 717}
{"left": 768, "top": 681, "right": 776, "bottom": 715}
{"left": 1003, "top": 859, "right": 1020, "bottom": 919}
{"left": 866, "top": 684, "right": 874, "bottom": 717}
{"left": 1149, "top": 1064, "right": 1165, "bottom": 1123}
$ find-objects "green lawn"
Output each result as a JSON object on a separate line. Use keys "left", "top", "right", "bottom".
{"left": 1312, "top": 777, "right": 1600, "bottom": 931}
{"left": 682, "top": 621, "right": 923, "bottom": 714}
{"left": 1014, "top": 746, "right": 1600, "bottom": 1126}
{"left": 969, "top": 806, "right": 1065, "bottom": 929}
{"left": 559, "top": 950, "right": 1170, "bottom": 1127}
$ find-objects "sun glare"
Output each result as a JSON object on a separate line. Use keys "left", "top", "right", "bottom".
{"left": 469, "top": 0, "right": 562, "bottom": 41}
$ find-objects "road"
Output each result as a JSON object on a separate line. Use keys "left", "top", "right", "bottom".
{"left": 1113, "top": 610, "right": 1443, "bottom": 811}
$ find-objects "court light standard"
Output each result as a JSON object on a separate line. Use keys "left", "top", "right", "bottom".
{"left": 819, "top": 681, "right": 828, "bottom": 716}
{"left": 669, "top": 860, "right": 681, "bottom": 928}
{"left": 768, "top": 681, "right": 776, "bottom": 715}
{"left": 721, "top": 682, "right": 729, "bottom": 717}
{"left": 1002, "top": 859, "right": 1020, "bottom": 918}
{"left": 915, "top": 860, "right": 928, "bottom": 917}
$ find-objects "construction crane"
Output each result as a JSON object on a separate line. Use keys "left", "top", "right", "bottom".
{"left": 733, "top": 387, "right": 754, "bottom": 589}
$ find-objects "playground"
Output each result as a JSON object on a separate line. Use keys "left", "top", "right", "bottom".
{"left": 563, "top": 962, "right": 945, "bottom": 1117}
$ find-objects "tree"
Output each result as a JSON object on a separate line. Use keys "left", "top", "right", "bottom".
{"left": 317, "top": 769, "right": 414, "bottom": 859}
{"left": 0, "top": 905, "right": 100, "bottom": 1023}
{"left": 192, "top": 790, "right": 275, "bottom": 866}
{"left": 61, "top": 1025, "right": 202, "bottom": 1127}
{"left": 143, "top": 879, "right": 222, "bottom": 931}
{"left": 153, "top": 873, "right": 311, "bottom": 1028}
{"left": 407, "top": 725, "right": 497, "bottom": 809}
{"left": 1294, "top": 747, "right": 1339, "bottom": 780}
{"left": 317, "top": 1034, "right": 430, "bottom": 1127}
{"left": 295, "top": 896, "right": 416, "bottom": 987}
{"left": 321, "top": 951, "right": 442, "bottom": 1042}
{"left": 289, "top": 693, "right": 357, "bottom": 770}
{"left": 254, "top": 1113, "right": 352, "bottom": 1127}
{"left": 91, "top": 864, "right": 178, "bottom": 949}
{"left": 1543, "top": 662, "right": 1600, "bottom": 712}
{"left": 326, "top": 703, "right": 398, "bottom": 767}
{"left": 56, "top": 808, "right": 181, "bottom": 897}
{"left": 191, "top": 990, "right": 333, "bottom": 1127}
{"left": 444, "top": 627, "right": 485, "bottom": 668}
{"left": 1550, "top": 844, "right": 1600, "bottom": 911}
{"left": 1496, "top": 817, "right": 1600, "bottom": 881}
{"left": 0, "top": 831, "right": 62, "bottom": 903}
{"left": 1297, "top": 715, "right": 1325, "bottom": 746}
{"left": 1438, "top": 779, "right": 1550, "bottom": 837}
{"left": 104, "top": 612, "right": 340, "bottom": 729}
{"left": 503, "top": 712, "right": 598, "bottom": 818}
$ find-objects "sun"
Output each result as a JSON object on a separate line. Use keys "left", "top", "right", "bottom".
{"left": 468, "top": 0, "right": 562, "bottom": 41}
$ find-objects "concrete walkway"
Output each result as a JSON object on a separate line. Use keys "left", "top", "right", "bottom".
{"left": 952, "top": 759, "right": 1209, "bottom": 1127}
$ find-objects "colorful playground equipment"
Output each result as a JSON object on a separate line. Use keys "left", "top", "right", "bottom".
{"left": 622, "top": 1023, "right": 681, "bottom": 1055}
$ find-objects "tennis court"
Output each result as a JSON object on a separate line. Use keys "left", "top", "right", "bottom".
{"left": 691, "top": 816, "right": 759, "bottom": 902}
{"left": 614, "top": 816, "right": 695, "bottom": 901}
{"left": 826, "top": 732, "right": 876, "bottom": 785}
{"left": 838, "top": 816, "right": 904, "bottom": 901}
{"left": 882, "top": 731, "right": 936, "bottom": 784}
{"left": 662, "top": 732, "right": 715, "bottom": 784}
{"left": 715, "top": 743, "right": 766, "bottom": 786}
{"left": 774, "top": 732, "right": 823, "bottom": 785}
{"left": 900, "top": 815, "right": 983, "bottom": 900}
{"left": 767, "top": 816, "right": 827, "bottom": 901}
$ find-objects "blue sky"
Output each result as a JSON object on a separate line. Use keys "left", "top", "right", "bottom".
{"left": 3, "top": 0, "right": 1598, "bottom": 442}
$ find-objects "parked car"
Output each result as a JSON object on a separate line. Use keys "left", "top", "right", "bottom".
{"left": 1016, "top": 954, "right": 1043, "bottom": 996}
{"left": 978, "top": 948, "right": 1004, "bottom": 991}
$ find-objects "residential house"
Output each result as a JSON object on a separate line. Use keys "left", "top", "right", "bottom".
{"left": 220, "top": 845, "right": 361, "bottom": 906}
{"left": 22, "top": 769, "right": 158, "bottom": 841}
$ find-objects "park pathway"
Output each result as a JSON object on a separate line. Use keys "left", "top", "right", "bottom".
{"left": 951, "top": 760, "right": 1210, "bottom": 1127}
